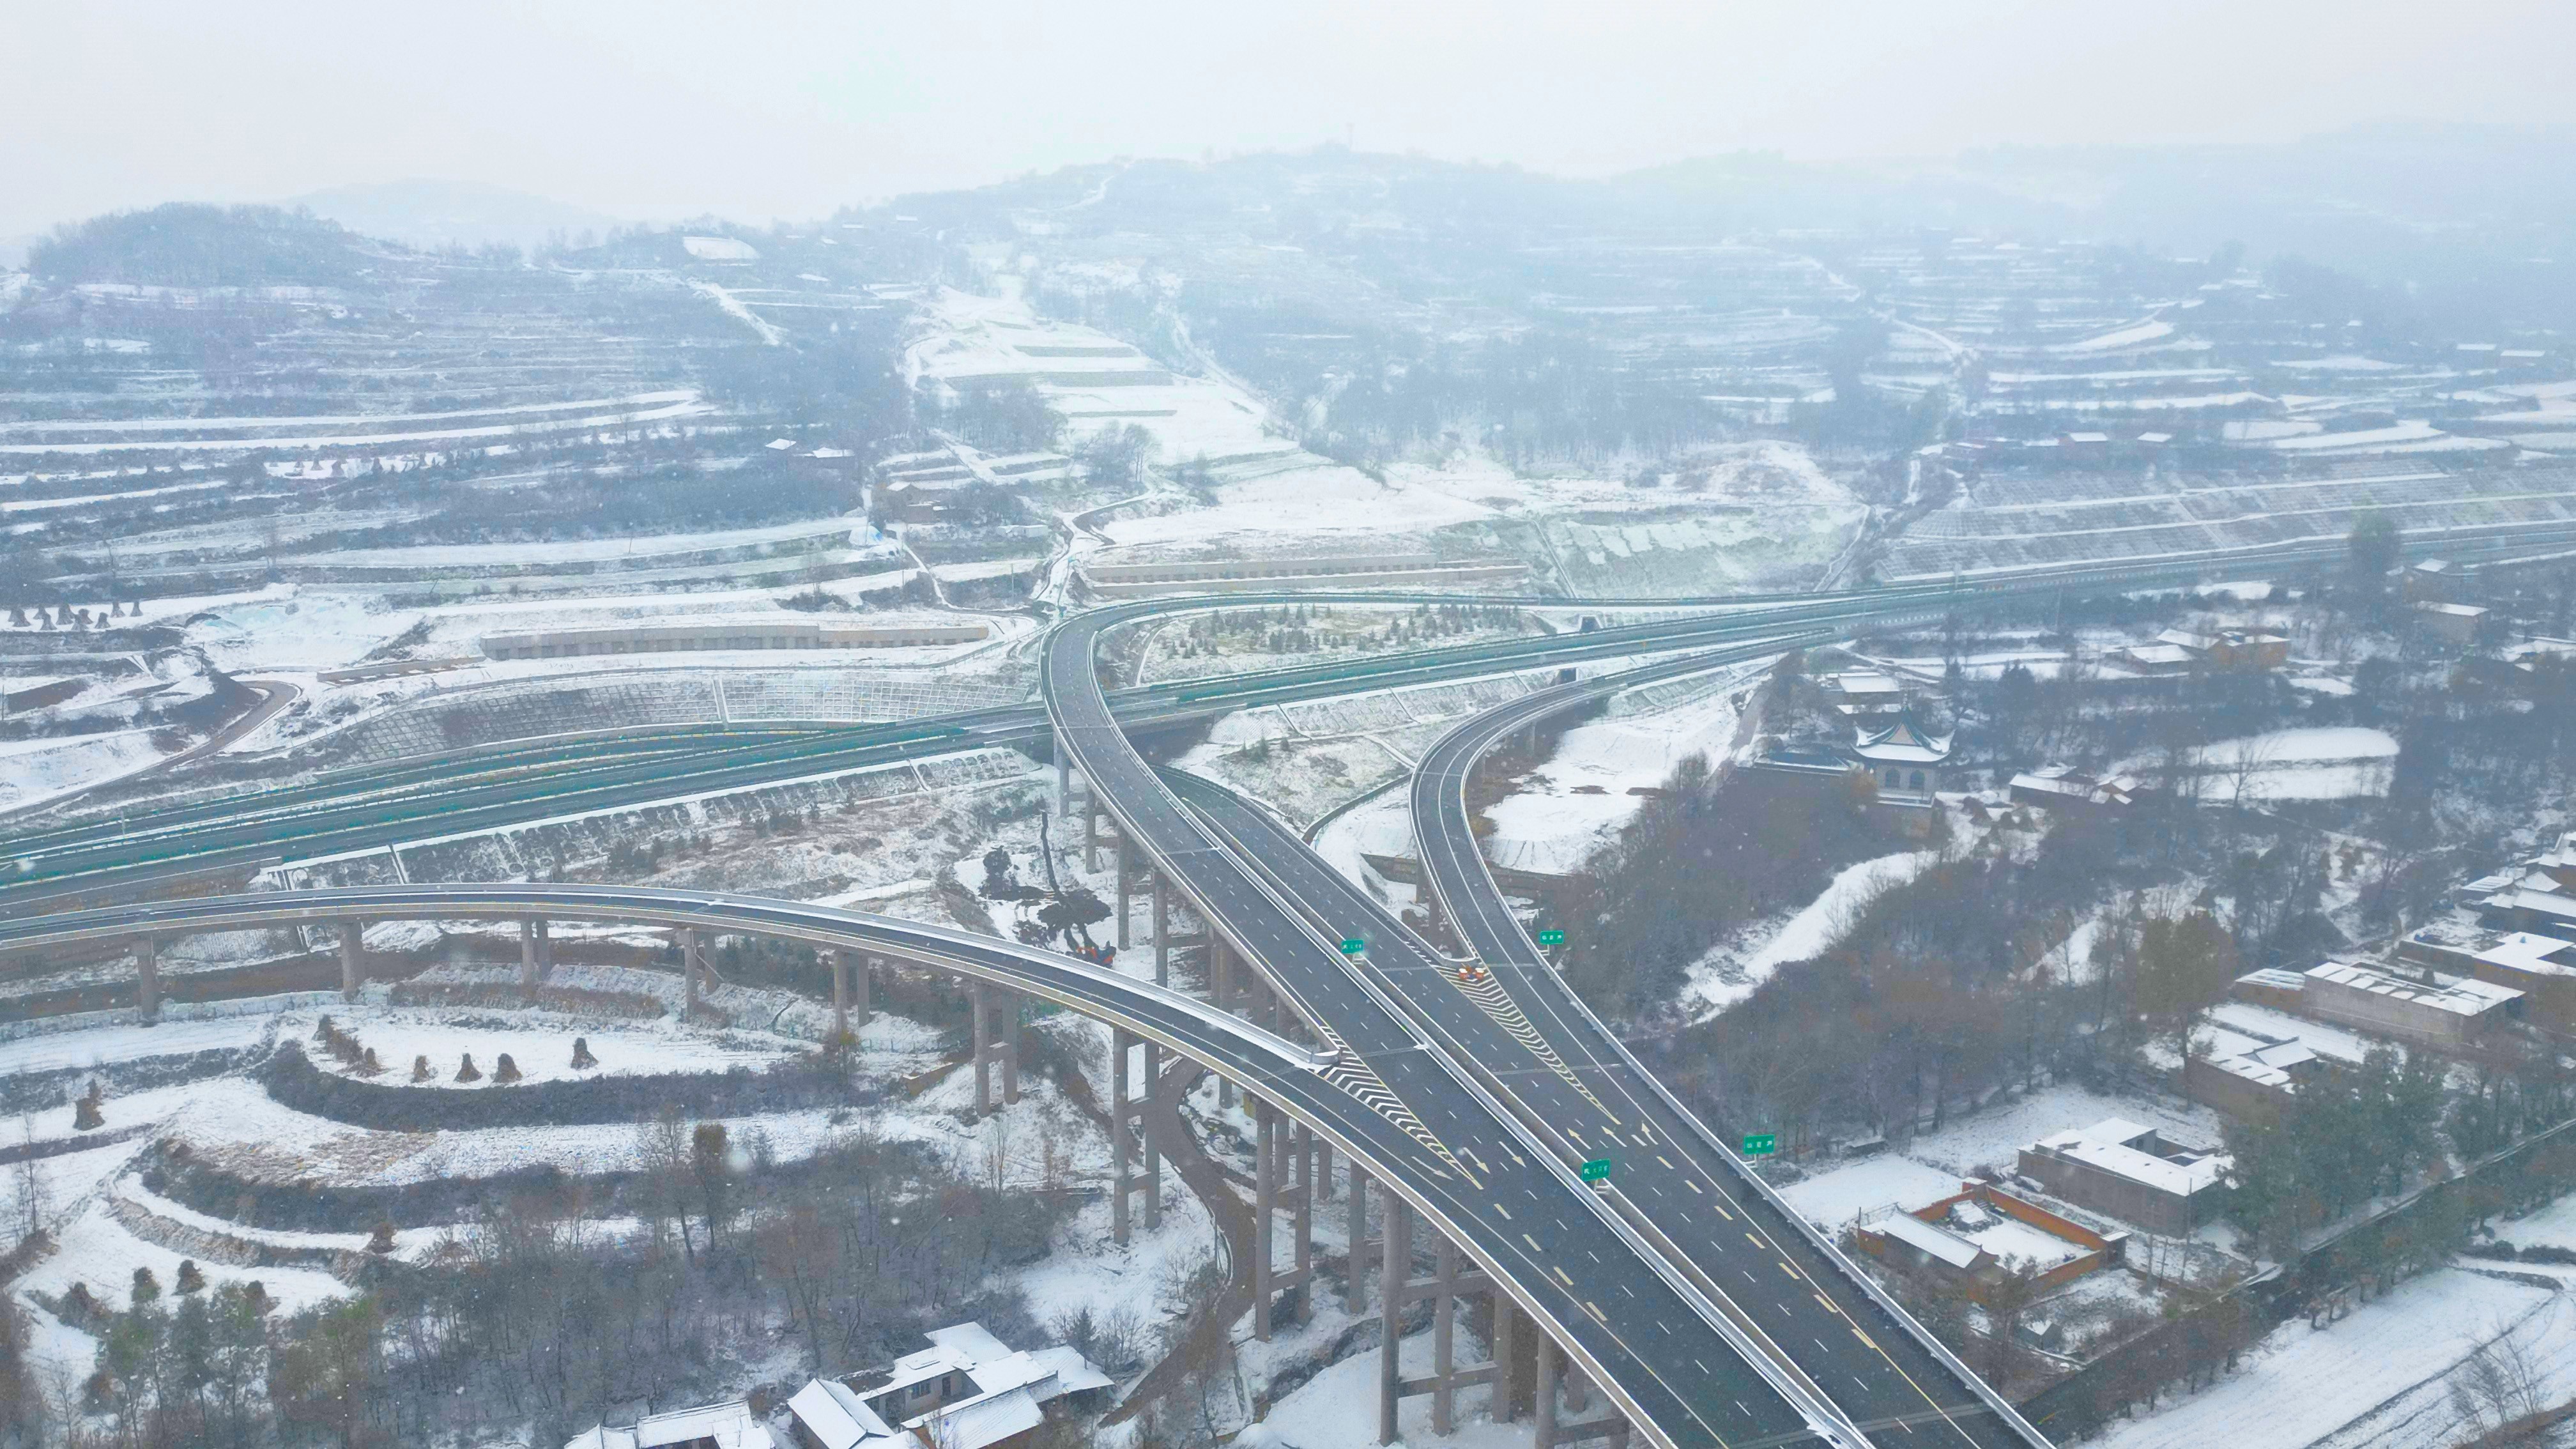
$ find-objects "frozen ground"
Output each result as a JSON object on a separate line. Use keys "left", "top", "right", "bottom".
{"left": 0, "top": 728, "right": 178, "bottom": 814}
{"left": 1479, "top": 665, "right": 1765, "bottom": 877}
{"left": 1778, "top": 1154, "right": 1964, "bottom": 1229}
{"left": 0, "top": 1016, "right": 272, "bottom": 1075}
{"left": 1254, "top": 1322, "right": 1532, "bottom": 1449}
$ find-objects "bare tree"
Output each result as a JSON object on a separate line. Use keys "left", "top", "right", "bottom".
{"left": 12, "top": 1113, "right": 46, "bottom": 1242}
{"left": 983, "top": 1110, "right": 1017, "bottom": 1194}
{"left": 2450, "top": 1319, "right": 2550, "bottom": 1443}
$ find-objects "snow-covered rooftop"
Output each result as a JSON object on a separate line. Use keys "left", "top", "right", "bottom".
{"left": 2307, "top": 960, "right": 2522, "bottom": 1016}
{"left": 1877, "top": 1212, "right": 1987, "bottom": 1269}
{"left": 2032, "top": 1117, "right": 2228, "bottom": 1197}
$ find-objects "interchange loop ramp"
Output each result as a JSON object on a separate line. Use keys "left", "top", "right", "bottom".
{"left": 1409, "top": 650, "right": 2055, "bottom": 1448}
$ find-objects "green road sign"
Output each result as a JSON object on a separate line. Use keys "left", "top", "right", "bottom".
{"left": 1535, "top": 929, "right": 1567, "bottom": 947}
{"left": 1339, "top": 938, "right": 1367, "bottom": 955}
{"left": 1578, "top": 1158, "right": 1614, "bottom": 1183}
{"left": 1742, "top": 1133, "right": 1777, "bottom": 1158}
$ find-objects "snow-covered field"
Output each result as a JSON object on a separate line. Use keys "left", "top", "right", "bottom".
{"left": 0, "top": 728, "right": 177, "bottom": 813}
{"left": 1479, "top": 665, "right": 1764, "bottom": 877}
{"left": 1775, "top": 1082, "right": 2227, "bottom": 1232}
{"left": 2096, "top": 1269, "right": 2576, "bottom": 1449}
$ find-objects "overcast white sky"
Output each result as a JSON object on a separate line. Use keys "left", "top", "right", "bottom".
{"left": 10, "top": 0, "right": 2574, "bottom": 240}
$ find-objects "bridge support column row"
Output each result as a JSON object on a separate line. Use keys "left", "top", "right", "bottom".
{"left": 1252, "top": 1099, "right": 1315, "bottom": 1341}
{"left": 970, "top": 981, "right": 1020, "bottom": 1116}
{"left": 1108, "top": 1028, "right": 1163, "bottom": 1245}
{"left": 1084, "top": 795, "right": 1101, "bottom": 873}
{"left": 1371, "top": 1192, "right": 1536, "bottom": 1445}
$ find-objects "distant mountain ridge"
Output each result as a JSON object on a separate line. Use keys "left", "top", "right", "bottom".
{"left": 282, "top": 178, "right": 624, "bottom": 252}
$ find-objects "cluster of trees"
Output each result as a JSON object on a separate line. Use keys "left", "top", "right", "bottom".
{"left": 942, "top": 382, "right": 1059, "bottom": 454}
{"left": 2222, "top": 1045, "right": 2453, "bottom": 1257}
{"left": 29, "top": 204, "right": 372, "bottom": 288}
{"left": 45, "top": 1122, "right": 1068, "bottom": 1449}
{"left": 1562, "top": 753, "right": 1896, "bottom": 1016}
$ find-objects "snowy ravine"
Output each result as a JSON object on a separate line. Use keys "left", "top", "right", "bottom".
{"left": 1681, "top": 849, "right": 1942, "bottom": 1018}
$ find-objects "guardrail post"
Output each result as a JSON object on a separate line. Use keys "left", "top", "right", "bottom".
{"left": 135, "top": 937, "right": 158, "bottom": 1019}
{"left": 519, "top": 919, "right": 540, "bottom": 997}
{"left": 340, "top": 921, "right": 365, "bottom": 1000}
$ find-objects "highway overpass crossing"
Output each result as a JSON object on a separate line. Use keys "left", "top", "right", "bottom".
{"left": 4, "top": 884, "right": 1855, "bottom": 1449}
{"left": 1041, "top": 598, "right": 2041, "bottom": 1448}
{"left": 11, "top": 519, "right": 2576, "bottom": 903}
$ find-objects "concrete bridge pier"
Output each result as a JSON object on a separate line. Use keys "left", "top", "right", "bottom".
{"left": 1108, "top": 1027, "right": 1164, "bottom": 1245}
{"left": 534, "top": 917, "right": 551, "bottom": 980}
{"left": 970, "top": 981, "right": 1020, "bottom": 1115}
{"left": 1535, "top": 1335, "right": 1629, "bottom": 1449}
{"left": 135, "top": 937, "right": 158, "bottom": 1019}
{"left": 1150, "top": 870, "right": 1169, "bottom": 986}
{"left": 1212, "top": 938, "right": 1237, "bottom": 1110}
{"left": 679, "top": 928, "right": 705, "bottom": 1013}
{"left": 339, "top": 921, "right": 366, "bottom": 1000}
{"left": 831, "top": 950, "right": 874, "bottom": 1041}
{"left": 1252, "top": 1098, "right": 1315, "bottom": 1341}
{"left": 1114, "top": 834, "right": 1132, "bottom": 949}
{"left": 1373, "top": 1195, "right": 1524, "bottom": 1445}
{"left": 1084, "top": 796, "right": 1102, "bottom": 873}
{"left": 519, "top": 919, "right": 542, "bottom": 997}
{"left": 1346, "top": 1162, "right": 1376, "bottom": 1314}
